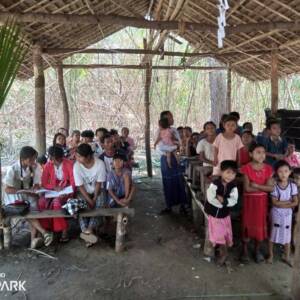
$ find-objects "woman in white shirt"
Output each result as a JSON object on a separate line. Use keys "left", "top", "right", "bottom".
{"left": 3, "top": 146, "right": 53, "bottom": 248}
{"left": 73, "top": 143, "right": 106, "bottom": 247}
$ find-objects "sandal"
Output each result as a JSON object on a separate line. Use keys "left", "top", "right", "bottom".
{"left": 80, "top": 232, "right": 98, "bottom": 244}
{"left": 255, "top": 251, "right": 265, "bottom": 263}
{"left": 30, "top": 237, "right": 43, "bottom": 249}
{"left": 43, "top": 232, "right": 54, "bottom": 247}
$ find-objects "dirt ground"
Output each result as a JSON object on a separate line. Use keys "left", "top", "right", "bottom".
{"left": 0, "top": 175, "right": 294, "bottom": 300}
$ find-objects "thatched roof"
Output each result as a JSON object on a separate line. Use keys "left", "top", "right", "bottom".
{"left": 1, "top": 0, "right": 300, "bottom": 81}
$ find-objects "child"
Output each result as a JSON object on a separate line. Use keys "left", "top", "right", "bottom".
{"left": 95, "top": 128, "right": 108, "bottom": 155}
{"left": 213, "top": 115, "right": 244, "bottom": 176}
{"left": 239, "top": 130, "right": 254, "bottom": 167}
{"left": 107, "top": 153, "right": 135, "bottom": 208}
{"left": 285, "top": 139, "right": 300, "bottom": 168}
{"left": 155, "top": 118, "right": 179, "bottom": 168}
{"left": 99, "top": 134, "right": 116, "bottom": 174}
{"left": 229, "top": 111, "right": 243, "bottom": 135}
{"left": 53, "top": 132, "right": 69, "bottom": 157}
{"left": 38, "top": 146, "right": 75, "bottom": 242}
{"left": 242, "top": 122, "right": 253, "bottom": 134}
{"left": 292, "top": 168, "right": 300, "bottom": 247}
{"left": 268, "top": 160, "right": 298, "bottom": 266}
{"left": 73, "top": 144, "right": 106, "bottom": 247}
{"left": 240, "top": 142, "right": 274, "bottom": 263}
{"left": 196, "top": 121, "right": 216, "bottom": 167}
{"left": 205, "top": 160, "right": 239, "bottom": 265}
{"left": 68, "top": 130, "right": 81, "bottom": 160}
{"left": 121, "top": 127, "right": 136, "bottom": 152}
{"left": 3, "top": 146, "right": 53, "bottom": 248}
{"left": 263, "top": 119, "right": 288, "bottom": 166}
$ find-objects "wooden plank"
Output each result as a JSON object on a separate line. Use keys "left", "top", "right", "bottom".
{"left": 7, "top": 208, "right": 135, "bottom": 219}
{"left": 61, "top": 64, "right": 227, "bottom": 70}
{"left": 2, "top": 12, "right": 300, "bottom": 34}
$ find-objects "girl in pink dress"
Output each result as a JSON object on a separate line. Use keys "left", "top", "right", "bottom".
{"left": 240, "top": 142, "right": 274, "bottom": 263}
{"left": 155, "top": 118, "right": 179, "bottom": 168}
{"left": 268, "top": 160, "right": 298, "bottom": 266}
{"left": 213, "top": 115, "right": 243, "bottom": 175}
{"left": 285, "top": 140, "right": 300, "bottom": 168}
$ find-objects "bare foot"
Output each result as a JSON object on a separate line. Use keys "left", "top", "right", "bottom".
{"left": 217, "top": 254, "right": 227, "bottom": 266}
{"left": 282, "top": 256, "right": 293, "bottom": 267}
{"left": 266, "top": 256, "right": 273, "bottom": 264}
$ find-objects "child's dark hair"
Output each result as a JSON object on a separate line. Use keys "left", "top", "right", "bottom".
{"left": 274, "top": 160, "right": 292, "bottom": 173}
{"left": 100, "top": 133, "right": 112, "bottom": 144}
{"left": 248, "top": 141, "right": 265, "bottom": 153}
{"left": 177, "top": 126, "right": 183, "bottom": 131}
{"left": 229, "top": 111, "right": 240, "bottom": 121}
{"left": 71, "top": 130, "right": 80, "bottom": 136}
{"left": 53, "top": 132, "right": 66, "bottom": 146}
{"left": 287, "top": 138, "right": 295, "bottom": 145}
{"left": 81, "top": 130, "right": 94, "bottom": 139}
{"left": 76, "top": 143, "right": 94, "bottom": 157}
{"left": 184, "top": 126, "right": 192, "bottom": 133}
{"left": 242, "top": 122, "right": 252, "bottom": 129}
{"left": 110, "top": 129, "right": 118, "bottom": 136}
{"left": 95, "top": 127, "right": 108, "bottom": 136}
{"left": 20, "top": 146, "right": 38, "bottom": 160}
{"left": 48, "top": 146, "right": 64, "bottom": 159}
{"left": 203, "top": 121, "right": 216, "bottom": 130}
{"left": 224, "top": 115, "right": 238, "bottom": 124}
{"left": 293, "top": 168, "right": 300, "bottom": 176}
{"left": 241, "top": 130, "right": 254, "bottom": 138}
{"left": 159, "top": 118, "right": 169, "bottom": 129}
{"left": 219, "top": 114, "right": 228, "bottom": 130}
{"left": 220, "top": 160, "right": 238, "bottom": 173}
{"left": 37, "top": 155, "right": 47, "bottom": 165}
{"left": 113, "top": 153, "right": 126, "bottom": 161}
{"left": 266, "top": 118, "right": 280, "bottom": 130}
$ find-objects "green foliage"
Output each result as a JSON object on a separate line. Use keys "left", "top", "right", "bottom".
{"left": 0, "top": 18, "right": 27, "bottom": 109}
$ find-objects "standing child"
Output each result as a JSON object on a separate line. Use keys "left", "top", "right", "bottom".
{"left": 239, "top": 130, "right": 254, "bottom": 167}
{"left": 268, "top": 160, "right": 298, "bottom": 266}
{"left": 155, "top": 118, "right": 179, "bottom": 168}
{"left": 205, "top": 160, "right": 239, "bottom": 265}
{"left": 121, "top": 127, "right": 136, "bottom": 152}
{"left": 53, "top": 132, "right": 69, "bottom": 157}
{"left": 196, "top": 121, "right": 216, "bottom": 167}
{"left": 213, "top": 115, "right": 244, "bottom": 176}
{"left": 240, "top": 142, "right": 274, "bottom": 263}
{"left": 285, "top": 139, "right": 300, "bottom": 168}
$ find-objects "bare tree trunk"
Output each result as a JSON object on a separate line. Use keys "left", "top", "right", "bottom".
{"left": 57, "top": 63, "right": 70, "bottom": 132}
{"left": 33, "top": 44, "right": 46, "bottom": 155}
{"left": 208, "top": 58, "right": 227, "bottom": 126}
{"left": 144, "top": 62, "right": 153, "bottom": 177}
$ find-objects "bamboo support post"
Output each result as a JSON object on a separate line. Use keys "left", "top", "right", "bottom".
{"left": 226, "top": 67, "right": 232, "bottom": 113}
{"left": 33, "top": 44, "right": 46, "bottom": 155}
{"left": 271, "top": 49, "right": 279, "bottom": 114}
{"left": 57, "top": 62, "right": 70, "bottom": 132}
{"left": 3, "top": 225, "right": 11, "bottom": 250}
{"left": 115, "top": 213, "right": 127, "bottom": 252}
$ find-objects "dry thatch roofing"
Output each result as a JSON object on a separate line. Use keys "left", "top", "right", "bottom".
{"left": 1, "top": 0, "right": 300, "bottom": 81}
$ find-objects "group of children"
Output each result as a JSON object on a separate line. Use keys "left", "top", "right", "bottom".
{"left": 3, "top": 127, "right": 136, "bottom": 248}
{"left": 183, "top": 112, "right": 300, "bottom": 266}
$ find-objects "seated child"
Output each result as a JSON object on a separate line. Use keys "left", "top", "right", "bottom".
{"left": 196, "top": 121, "right": 216, "bottom": 167}
{"left": 53, "top": 132, "right": 69, "bottom": 157}
{"left": 268, "top": 160, "right": 298, "bottom": 266}
{"left": 242, "top": 122, "right": 254, "bottom": 134}
{"left": 95, "top": 128, "right": 108, "bottom": 155}
{"left": 121, "top": 127, "right": 136, "bottom": 152}
{"left": 68, "top": 130, "right": 81, "bottom": 160}
{"left": 285, "top": 139, "right": 300, "bottom": 168}
{"left": 205, "top": 160, "right": 239, "bottom": 265}
{"left": 107, "top": 153, "right": 135, "bottom": 208}
{"left": 239, "top": 130, "right": 254, "bottom": 167}
{"left": 3, "top": 146, "right": 53, "bottom": 248}
{"left": 155, "top": 118, "right": 179, "bottom": 168}
{"left": 73, "top": 144, "right": 106, "bottom": 247}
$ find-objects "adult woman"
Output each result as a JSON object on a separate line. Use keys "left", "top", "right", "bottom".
{"left": 158, "top": 111, "right": 187, "bottom": 214}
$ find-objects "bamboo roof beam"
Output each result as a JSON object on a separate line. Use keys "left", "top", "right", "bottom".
{"left": 1, "top": 12, "right": 300, "bottom": 35}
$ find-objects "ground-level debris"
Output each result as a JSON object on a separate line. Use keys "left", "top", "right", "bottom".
{"left": 27, "top": 248, "right": 58, "bottom": 260}
{"left": 166, "top": 292, "right": 275, "bottom": 299}
{"left": 192, "top": 243, "right": 201, "bottom": 249}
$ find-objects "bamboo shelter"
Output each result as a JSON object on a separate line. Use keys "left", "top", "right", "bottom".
{"left": 1, "top": 1, "right": 300, "bottom": 297}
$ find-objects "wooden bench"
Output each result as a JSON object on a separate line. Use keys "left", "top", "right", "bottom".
{"left": 1, "top": 207, "right": 135, "bottom": 252}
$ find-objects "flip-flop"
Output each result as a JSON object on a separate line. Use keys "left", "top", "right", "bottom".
{"left": 80, "top": 232, "right": 98, "bottom": 244}
{"left": 31, "top": 237, "right": 43, "bottom": 249}
{"left": 43, "top": 232, "right": 53, "bottom": 247}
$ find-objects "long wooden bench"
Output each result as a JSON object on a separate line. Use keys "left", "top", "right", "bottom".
{"left": 1, "top": 207, "right": 135, "bottom": 252}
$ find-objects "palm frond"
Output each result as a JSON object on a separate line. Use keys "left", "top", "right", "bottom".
{"left": 0, "top": 18, "right": 27, "bottom": 109}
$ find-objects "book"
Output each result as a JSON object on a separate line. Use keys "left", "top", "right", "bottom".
{"left": 35, "top": 186, "right": 73, "bottom": 198}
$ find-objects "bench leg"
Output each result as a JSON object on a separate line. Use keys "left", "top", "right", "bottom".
{"left": 3, "top": 225, "right": 11, "bottom": 250}
{"left": 203, "top": 218, "right": 214, "bottom": 257}
{"left": 0, "top": 229, "right": 3, "bottom": 250}
{"left": 115, "top": 213, "right": 128, "bottom": 252}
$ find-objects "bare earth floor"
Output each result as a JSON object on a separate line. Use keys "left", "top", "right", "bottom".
{"left": 0, "top": 176, "right": 293, "bottom": 300}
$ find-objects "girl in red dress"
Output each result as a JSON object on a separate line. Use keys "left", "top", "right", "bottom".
{"left": 39, "top": 146, "right": 75, "bottom": 242}
{"left": 239, "top": 130, "right": 254, "bottom": 167}
{"left": 240, "top": 142, "right": 274, "bottom": 263}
